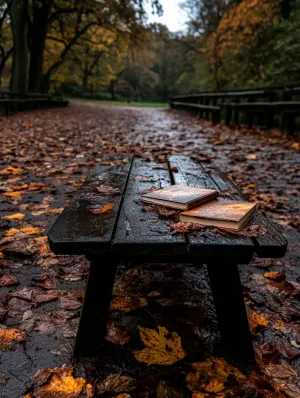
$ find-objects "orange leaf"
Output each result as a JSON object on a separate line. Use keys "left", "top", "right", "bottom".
{"left": 2, "top": 213, "right": 25, "bottom": 220}
{"left": 2, "top": 192, "right": 22, "bottom": 197}
{"left": 0, "top": 167, "right": 22, "bottom": 175}
{"left": 89, "top": 202, "right": 114, "bottom": 214}
{"left": 0, "top": 328, "right": 25, "bottom": 350}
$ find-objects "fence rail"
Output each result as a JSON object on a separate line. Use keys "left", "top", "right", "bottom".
{"left": 170, "top": 87, "right": 300, "bottom": 134}
{"left": 0, "top": 92, "right": 69, "bottom": 115}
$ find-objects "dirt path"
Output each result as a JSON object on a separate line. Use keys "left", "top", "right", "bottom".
{"left": 0, "top": 102, "right": 299, "bottom": 397}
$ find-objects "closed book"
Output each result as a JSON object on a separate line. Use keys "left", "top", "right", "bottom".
{"left": 179, "top": 200, "right": 257, "bottom": 231}
{"left": 142, "top": 184, "right": 219, "bottom": 210}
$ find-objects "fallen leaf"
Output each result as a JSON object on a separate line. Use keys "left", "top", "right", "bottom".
{"left": 106, "top": 322, "right": 130, "bottom": 345}
{"left": 170, "top": 222, "right": 205, "bottom": 233}
{"left": 2, "top": 213, "right": 25, "bottom": 220}
{"left": 0, "top": 167, "right": 22, "bottom": 175}
{"left": 186, "top": 357, "right": 245, "bottom": 393}
{"left": 110, "top": 297, "right": 148, "bottom": 313}
{"left": 31, "top": 367, "right": 92, "bottom": 397}
{"left": 157, "top": 380, "right": 182, "bottom": 398}
{"left": 247, "top": 309, "right": 269, "bottom": 333}
{"left": 96, "top": 374, "right": 136, "bottom": 395}
{"left": 0, "top": 273, "right": 18, "bottom": 286}
{"left": 0, "top": 327, "right": 25, "bottom": 350}
{"left": 95, "top": 185, "right": 121, "bottom": 195}
{"left": 133, "top": 325, "right": 186, "bottom": 365}
{"left": 2, "top": 191, "right": 21, "bottom": 197}
{"left": 88, "top": 202, "right": 114, "bottom": 214}
{"left": 264, "top": 271, "right": 285, "bottom": 281}
{"left": 20, "top": 227, "right": 43, "bottom": 235}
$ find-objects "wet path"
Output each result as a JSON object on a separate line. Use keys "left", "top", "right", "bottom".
{"left": 0, "top": 102, "right": 299, "bottom": 397}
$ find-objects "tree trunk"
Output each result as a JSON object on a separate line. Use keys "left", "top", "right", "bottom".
{"left": 28, "top": 0, "right": 53, "bottom": 93}
{"left": 10, "top": 0, "right": 28, "bottom": 93}
{"left": 110, "top": 79, "right": 116, "bottom": 100}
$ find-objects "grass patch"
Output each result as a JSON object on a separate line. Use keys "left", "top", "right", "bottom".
{"left": 71, "top": 98, "right": 169, "bottom": 108}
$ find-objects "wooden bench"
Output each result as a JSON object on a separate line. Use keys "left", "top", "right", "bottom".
{"left": 47, "top": 155, "right": 287, "bottom": 360}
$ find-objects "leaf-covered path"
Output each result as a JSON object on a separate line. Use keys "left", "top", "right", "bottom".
{"left": 0, "top": 102, "right": 299, "bottom": 397}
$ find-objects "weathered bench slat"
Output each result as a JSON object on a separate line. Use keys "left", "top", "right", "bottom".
{"left": 209, "top": 170, "right": 287, "bottom": 258}
{"left": 48, "top": 157, "right": 133, "bottom": 254}
{"left": 169, "top": 156, "right": 255, "bottom": 262}
{"left": 112, "top": 158, "right": 186, "bottom": 259}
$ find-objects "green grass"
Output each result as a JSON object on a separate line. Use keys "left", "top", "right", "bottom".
{"left": 71, "top": 98, "right": 169, "bottom": 108}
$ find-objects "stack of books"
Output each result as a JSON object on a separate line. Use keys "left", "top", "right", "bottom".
{"left": 142, "top": 184, "right": 256, "bottom": 231}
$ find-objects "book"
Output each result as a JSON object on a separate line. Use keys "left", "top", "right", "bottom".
{"left": 142, "top": 184, "right": 219, "bottom": 210}
{"left": 179, "top": 199, "right": 257, "bottom": 231}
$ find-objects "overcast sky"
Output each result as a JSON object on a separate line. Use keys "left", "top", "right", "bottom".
{"left": 145, "top": 0, "right": 187, "bottom": 32}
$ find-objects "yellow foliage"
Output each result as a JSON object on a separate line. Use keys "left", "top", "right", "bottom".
{"left": 186, "top": 357, "right": 245, "bottom": 394}
{"left": 205, "top": 0, "right": 278, "bottom": 67}
{"left": 0, "top": 167, "right": 22, "bottom": 175}
{"left": 0, "top": 328, "right": 25, "bottom": 349}
{"left": 133, "top": 326, "right": 186, "bottom": 365}
{"left": 2, "top": 213, "right": 25, "bottom": 220}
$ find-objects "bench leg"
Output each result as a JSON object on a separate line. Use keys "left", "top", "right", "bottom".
{"left": 74, "top": 254, "right": 118, "bottom": 358}
{"left": 207, "top": 262, "right": 254, "bottom": 362}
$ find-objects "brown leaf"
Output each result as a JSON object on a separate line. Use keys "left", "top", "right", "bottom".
{"left": 59, "top": 293, "right": 81, "bottom": 311}
{"left": 0, "top": 272, "right": 18, "bottom": 286}
{"left": 157, "top": 380, "right": 182, "bottom": 398}
{"left": 170, "top": 222, "right": 205, "bottom": 233}
{"left": 106, "top": 322, "right": 130, "bottom": 345}
{"left": 110, "top": 297, "right": 148, "bottom": 313}
{"left": 96, "top": 374, "right": 136, "bottom": 395}
{"left": 264, "top": 271, "right": 285, "bottom": 281}
{"left": 94, "top": 185, "right": 121, "bottom": 196}
{"left": 88, "top": 202, "right": 114, "bottom": 214}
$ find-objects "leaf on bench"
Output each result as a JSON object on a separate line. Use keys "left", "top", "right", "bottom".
{"left": 88, "top": 202, "right": 114, "bottom": 214}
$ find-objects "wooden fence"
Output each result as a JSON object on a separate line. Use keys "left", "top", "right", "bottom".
{"left": 0, "top": 92, "right": 69, "bottom": 116}
{"left": 170, "top": 86, "right": 300, "bottom": 134}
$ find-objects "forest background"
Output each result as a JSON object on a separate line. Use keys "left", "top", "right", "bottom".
{"left": 0, "top": 0, "right": 299, "bottom": 103}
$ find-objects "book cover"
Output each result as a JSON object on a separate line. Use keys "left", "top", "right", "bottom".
{"left": 179, "top": 200, "right": 257, "bottom": 230}
{"left": 142, "top": 184, "right": 219, "bottom": 210}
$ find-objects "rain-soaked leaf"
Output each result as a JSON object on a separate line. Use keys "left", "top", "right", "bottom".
{"left": 96, "top": 374, "right": 136, "bottom": 395}
{"left": 94, "top": 185, "right": 121, "bottom": 195}
{"left": 133, "top": 325, "right": 186, "bottom": 365}
{"left": 264, "top": 271, "right": 285, "bottom": 281}
{"left": 2, "top": 213, "right": 25, "bottom": 220}
{"left": 0, "top": 272, "right": 18, "bottom": 286}
{"left": 88, "top": 202, "right": 114, "bottom": 214}
{"left": 157, "top": 380, "right": 182, "bottom": 398}
{"left": 247, "top": 309, "right": 269, "bottom": 333}
{"left": 31, "top": 367, "right": 92, "bottom": 397}
{"left": 110, "top": 296, "right": 148, "bottom": 313}
{"left": 170, "top": 222, "right": 205, "bottom": 233}
{"left": 186, "top": 357, "right": 245, "bottom": 393}
{"left": 0, "top": 327, "right": 25, "bottom": 349}
{"left": 106, "top": 322, "right": 130, "bottom": 345}
{"left": 0, "top": 167, "right": 22, "bottom": 175}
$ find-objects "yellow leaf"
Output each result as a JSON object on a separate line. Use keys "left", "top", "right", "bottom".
{"left": 2, "top": 191, "right": 22, "bottom": 197}
{"left": 0, "top": 167, "right": 22, "bottom": 175}
{"left": 246, "top": 154, "right": 257, "bottom": 160}
{"left": 20, "top": 227, "right": 43, "bottom": 235}
{"left": 5, "top": 228, "right": 19, "bottom": 237}
{"left": 186, "top": 357, "right": 245, "bottom": 393}
{"left": 89, "top": 202, "right": 115, "bottom": 214}
{"left": 110, "top": 297, "right": 148, "bottom": 313}
{"left": 2, "top": 213, "right": 25, "bottom": 220}
{"left": 34, "top": 368, "right": 92, "bottom": 396}
{"left": 0, "top": 328, "right": 25, "bottom": 350}
{"left": 133, "top": 326, "right": 186, "bottom": 365}
{"left": 247, "top": 309, "right": 269, "bottom": 333}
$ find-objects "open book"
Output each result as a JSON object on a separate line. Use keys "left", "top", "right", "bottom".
{"left": 142, "top": 184, "right": 219, "bottom": 210}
